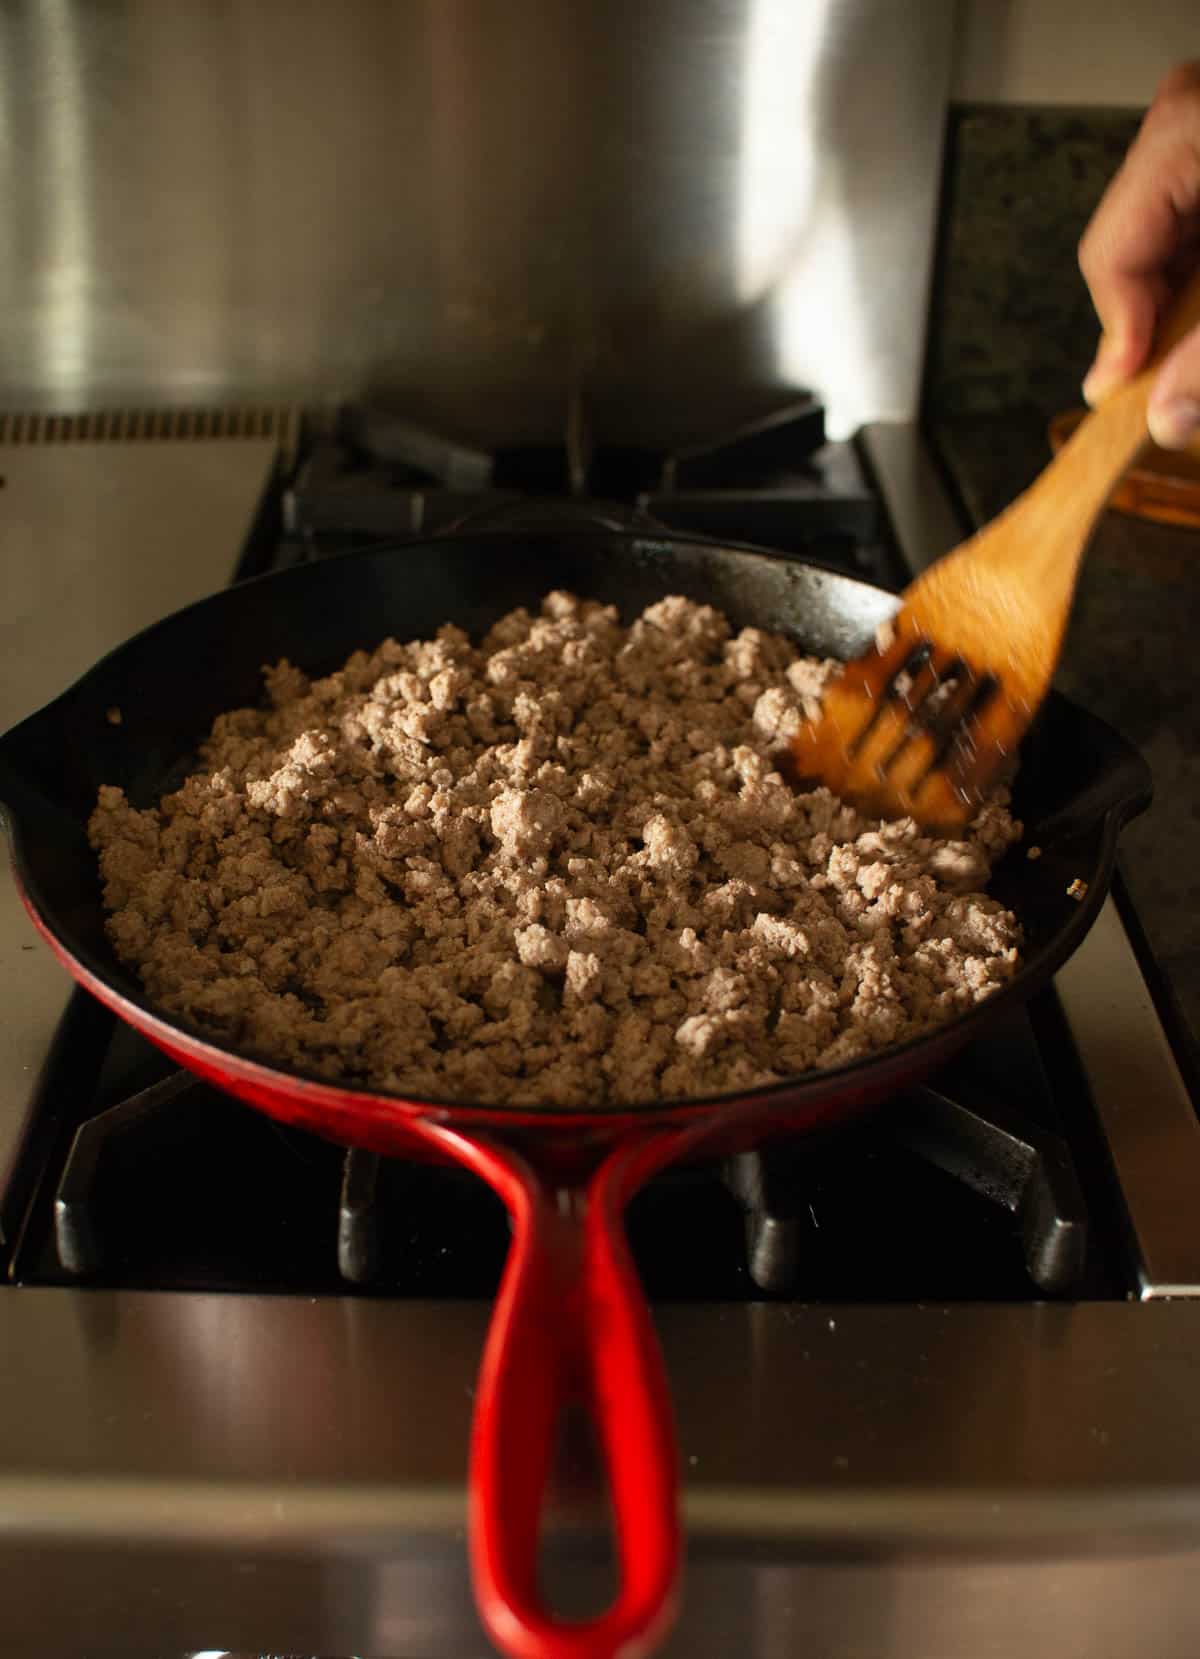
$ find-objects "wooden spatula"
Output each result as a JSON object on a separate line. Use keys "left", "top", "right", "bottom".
{"left": 787, "top": 270, "right": 1200, "bottom": 829}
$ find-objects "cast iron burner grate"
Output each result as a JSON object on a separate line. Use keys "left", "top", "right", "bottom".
{"left": 334, "top": 1086, "right": 1085, "bottom": 1295}
{"left": 26, "top": 1001, "right": 1097, "bottom": 1301}
{"left": 283, "top": 399, "right": 894, "bottom": 583}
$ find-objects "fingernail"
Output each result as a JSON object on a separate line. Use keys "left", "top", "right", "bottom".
{"left": 1082, "top": 332, "right": 1131, "bottom": 407}
{"left": 1148, "top": 397, "right": 1200, "bottom": 450}
{"left": 1082, "top": 367, "right": 1110, "bottom": 407}
{"left": 1082, "top": 358, "right": 1121, "bottom": 408}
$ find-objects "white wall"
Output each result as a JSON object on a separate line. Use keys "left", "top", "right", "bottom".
{"left": 953, "top": 0, "right": 1198, "bottom": 106}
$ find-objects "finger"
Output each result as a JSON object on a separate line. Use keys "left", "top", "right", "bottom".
{"left": 1079, "top": 63, "right": 1200, "bottom": 403}
{"left": 1081, "top": 289, "right": 1161, "bottom": 407}
{"left": 1148, "top": 322, "right": 1200, "bottom": 449}
{"left": 1080, "top": 183, "right": 1175, "bottom": 403}
{"left": 1079, "top": 153, "right": 1174, "bottom": 404}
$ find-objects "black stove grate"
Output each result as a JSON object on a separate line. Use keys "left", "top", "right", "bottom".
{"left": 3, "top": 988, "right": 1117, "bottom": 1303}
{"left": 284, "top": 399, "right": 893, "bottom": 580}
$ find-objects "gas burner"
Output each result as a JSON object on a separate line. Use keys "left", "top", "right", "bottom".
{"left": 284, "top": 400, "right": 892, "bottom": 580}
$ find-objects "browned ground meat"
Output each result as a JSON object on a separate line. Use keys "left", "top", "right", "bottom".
{"left": 88, "top": 593, "right": 1022, "bottom": 1105}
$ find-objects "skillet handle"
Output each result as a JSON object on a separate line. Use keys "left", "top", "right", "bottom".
{"left": 424, "top": 1124, "right": 683, "bottom": 1659}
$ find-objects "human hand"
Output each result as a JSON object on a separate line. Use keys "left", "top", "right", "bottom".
{"left": 1078, "top": 62, "right": 1200, "bottom": 450}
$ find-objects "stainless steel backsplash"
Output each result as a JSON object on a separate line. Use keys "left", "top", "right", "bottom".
{"left": 0, "top": 0, "right": 954, "bottom": 445}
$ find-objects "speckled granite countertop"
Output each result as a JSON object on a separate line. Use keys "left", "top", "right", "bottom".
{"left": 931, "top": 409, "right": 1051, "bottom": 529}
{"left": 927, "top": 107, "right": 1140, "bottom": 427}
{"left": 932, "top": 411, "right": 1200, "bottom": 1068}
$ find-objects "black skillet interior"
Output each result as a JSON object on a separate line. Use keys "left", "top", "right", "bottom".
{"left": 0, "top": 529, "right": 1152, "bottom": 1024}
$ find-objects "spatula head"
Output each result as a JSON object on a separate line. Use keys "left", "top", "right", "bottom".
{"left": 783, "top": 612, "right": 1030, "bottom": 829}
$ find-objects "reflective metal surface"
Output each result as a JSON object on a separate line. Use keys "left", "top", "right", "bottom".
{"left": 0, "top": 437, "right": 278, "bottom": 1237}
{"left": 13, "top": 1548, "right": 1200, "bottom": 1659}
{"left": 1056, "top": 899, "right": 1200, "bottom": 1299}
{"left": 861, "top": 420, "right": 967, "bottom": 572}
{"left": 9, "top": 1291, "right": 1200, "bottom": 1532}
{"left": 3, "top": 1292, "right": 1200, "bottom": 1656}
{"left": 0, "top": 0, "right": 954, "bottom": 443}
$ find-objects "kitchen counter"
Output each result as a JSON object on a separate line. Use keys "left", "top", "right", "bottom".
{"left": 931, "top": 410, "right": 1200, "bottom": 1073}
{"left": 931, "top": 408, "right": 1050, "bottom": 531}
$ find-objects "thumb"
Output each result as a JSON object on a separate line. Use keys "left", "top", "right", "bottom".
{"left": 1148, "top": 323, "right": 1200, "bottom": 449}
{"left": 1082, "top": 311, "right": 1157, "bottom": 407}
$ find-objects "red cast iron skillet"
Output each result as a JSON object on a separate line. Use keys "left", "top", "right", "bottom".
{"left": 0, "top": 528, "right": 1150, "bottom": 1659}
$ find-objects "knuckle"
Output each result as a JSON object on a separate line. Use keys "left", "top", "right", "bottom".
{"left": 1156, "top": 60, "right": 1200, "bottom": 101}
{"left": 1147, "top": 61, "right": 1200, "bottom": 125}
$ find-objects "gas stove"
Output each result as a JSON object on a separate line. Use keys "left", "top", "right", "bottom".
{"left": 3, "top": 411, "right": 1200, "bottom": 1659}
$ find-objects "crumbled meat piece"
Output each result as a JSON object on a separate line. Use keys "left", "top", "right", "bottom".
{"left": 489, "top": 787, "right": 564, "bottom": 864}
{"left": 89, "top": 590, "right": 1023, "bottom": 1106}
{"left": 926, "top": 841, "right": 990, "bottom": 892}
{"left": 752, "top": 686, "right": 803, "bottom": 744}
{"left": 641, "top": 814, "right": 699, "bottom": 878}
